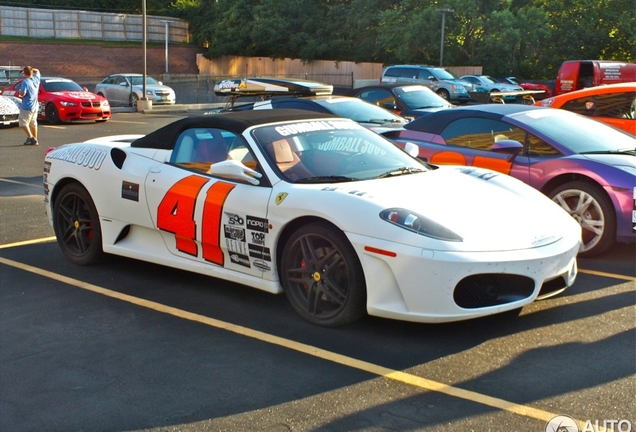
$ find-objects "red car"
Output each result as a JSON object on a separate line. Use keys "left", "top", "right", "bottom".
{"left": 2, "top": 76, "right": 110, "bottom": 124}
{"left": 496, "top": 77, "right": 552, "bottom": 99}
{"left": 536, "top": 82, "right": 635, "bottom": 135}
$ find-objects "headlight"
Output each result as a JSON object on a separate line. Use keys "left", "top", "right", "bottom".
{"left": 380, "top": 208, "right": 463, "bottom": 242}
{"left": 453, "top": 85, "right": 468, "bottom": 93}
{"left": 59, "top": 101, "right": 76, "bottom": 107}
{"left": 101, "top": 100, "right": 110, "bottom": 107}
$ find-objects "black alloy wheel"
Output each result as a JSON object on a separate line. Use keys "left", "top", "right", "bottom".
{"left": 45, "top": 103, "right": 60, "bottom": 124}
{"left": 281, "top": 222, "right": 366, "bottom": 326}
{"left": 53, "top": 183, "right": 103, "bottom": 265}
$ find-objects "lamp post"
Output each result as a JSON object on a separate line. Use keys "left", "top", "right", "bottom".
{"left": 160, "top": 20, "right": 173, "bottom": 75}
{"left": 137, "top": 0, "right": 152, "bottom": 111}
{"left": 435, "top": 8, "right": 454, "bottom": 67}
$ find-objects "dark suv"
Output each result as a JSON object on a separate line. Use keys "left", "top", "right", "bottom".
{"left": 380, "top": 65, "right": 473, "bottom": 103}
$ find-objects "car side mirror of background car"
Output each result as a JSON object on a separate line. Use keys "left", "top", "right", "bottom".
{"left": 83, "top": 87, "right": 88, "bottom": 91}
{"left": 404, "top": 142, "right": 421, "bottom": 158}
{"left": 491, "top": 139, "right": 523, "bottom": 160}
{"left": 382, "top": 102, "right": 397, "bottom": 111}
{"left": 120, "top": 82, "right": 128, "bottom": 87}
{"left": 209, "top": 160, "right": 262, "bottom": 185}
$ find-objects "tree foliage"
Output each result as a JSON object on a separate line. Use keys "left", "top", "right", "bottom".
{"left": 4, "top": 0, "right": 635, "bottom": 78}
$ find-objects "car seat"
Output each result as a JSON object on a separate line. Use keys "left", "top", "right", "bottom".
{"left": 268, "top": 139, "right": 313, "bottom": 181}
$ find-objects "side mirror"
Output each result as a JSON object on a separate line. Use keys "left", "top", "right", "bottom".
{"left": 82, "top": 87, "right": 88, "bottom": 92}
{"left": 119, "top": 82, "right": 129, "bottom": 87}
{"left": 158, "top": 81, "right": 163, "bottom": 85}
{"left": 427, "top": 76, "right": 438, "bottom": 81}
{"left": 209, "top": 160, "right": 262, "bottom": 185}
{"left": 404, "top": 142, "right": 420, "bottom": 158}
{"left": 491, "top": 139, "right": 523, "bottom": 160}
{"left": 381, "top": 102, "right": 397, "bottom": 111}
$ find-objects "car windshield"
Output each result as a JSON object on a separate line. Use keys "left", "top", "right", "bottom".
{"left": 41, "top": 79, "right": 84, "bottom": 92}
{"left": 394, "top": 86, "right": 449, "bottom": 109}
{"left": 516, "top": 109, "right": 636, "bottom": 153}
{"left": 431, "top": 68, "right": 460, "bottom": 80}
{"left": 252, "top": 118, "right": 426, "bottom": 182}
{"left": 129, "top": 76, "right": 160, "bottom": 86}
{"left": 316, "top": 98, "right": 407, "bottom": 124}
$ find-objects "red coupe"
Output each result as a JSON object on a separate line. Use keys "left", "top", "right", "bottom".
{"left": 2, "top": 76, "right": 110, "bottom": 124}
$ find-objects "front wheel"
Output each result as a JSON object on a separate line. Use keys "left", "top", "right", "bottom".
{"left": 53, "top": 183, "right": 103, "bottom": 265}
{"left": 281, "top": 222, "right": 366, "bottom": 326}
{"left": 437, "top": 89, "right": 450, "bottom": 100}
{"left": 45, "top": 103, "right": 60, "bottom": 124}
{"left": 549, "top": 181, "right": 616, "bottom": 257}
{"left": 129, "top": 92, "right": 139, "bottom": 107}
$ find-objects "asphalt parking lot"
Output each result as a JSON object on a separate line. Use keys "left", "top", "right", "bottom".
{"left": 1, "top": 111, "right": 634, "bottom": 432}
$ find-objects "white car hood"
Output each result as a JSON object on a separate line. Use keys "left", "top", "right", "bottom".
{"left": 345, "top": 166, "right": 579, "bottom": 252}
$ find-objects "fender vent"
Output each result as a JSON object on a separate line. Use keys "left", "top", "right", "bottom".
{"left": 111, "top": 148, "right": 127, "bottom": 169}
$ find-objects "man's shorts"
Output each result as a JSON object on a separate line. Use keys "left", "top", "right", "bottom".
{"left": 19, "top": 108, "right": 38, "bottom": 128}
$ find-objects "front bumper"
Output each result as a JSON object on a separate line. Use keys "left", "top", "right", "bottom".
{"left": 348, "top": 232, "right": 580, "bottom": 323}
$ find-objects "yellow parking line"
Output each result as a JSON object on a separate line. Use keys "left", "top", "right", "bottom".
{"left": 0, "top": 254, "right": 600, "bottom": 431}
{"left": 0, "top": 237, "right": 56, "bottom": 250}
{"left": 579, "top": 268, "right": 635, "bottom": 281}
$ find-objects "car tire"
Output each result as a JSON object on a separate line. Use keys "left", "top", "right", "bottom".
{"left": 549, "top": 181, "right": 616, "bottom": 257}
{"left": 281, "top": 222, "right": 366, "bottom": 326}
{"left": 53, "top": 183, "right": 104, "bottom": 265}
{"left": 129, "top": 92, "right": 139, "bottom": 107}
{"left": 45, "top": 103, "right": 60, "bottom": 124}
{"left": 437, "top": 89, "right": 450, "bottom": 100}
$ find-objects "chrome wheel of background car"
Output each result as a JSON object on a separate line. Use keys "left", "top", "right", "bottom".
{"left": 550, "top": 181, "right": 616, "bottom": 257}
{"left": 53, "top": 183, "right": 103, "bottom": 265}
{"left": 281, "top": 222, "right": 366, "bottom": 326}
{"left": 437, "top": 89, "right": 450, "bottom": 100}
{"left": 129, "top": 93, "right": 139, "bottom": 107}
{"left": 45, "top": 103, "right": 60, "bottom": 124}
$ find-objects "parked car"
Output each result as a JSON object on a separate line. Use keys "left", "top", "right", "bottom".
{"left": 94, "top": 73, "right": 176, "bottom": 107}
{"left": 2, "top": 76, "right": 111, "bottom": 124}
{"left": 43, "top": 109, "right": 580, "bottom": 326}
{"left": 347, "top": 84, "right": 453, "bottom": 120}
{"left": 495, "top": 77, "right": 553, "bottom": 99}
{"left": 556, "top": 60, "right": 636, "bottom": 95}
{"left": 0, "top": 66, "right": 23, "bottom": 87}
{"left": 536, "top": 82, "right": 635, "bottom": 135}
{"left": 460, "top": 75, "right": 524, "bottom": 100}
{"left": 213, "top": 78, "right": 408, "bottom": 131}
{"left": 380, "top": 65, "right": 473, "bottom": 103}
{"left": 382, "top": 104, "right": 636, "bottom": 257}
{"left": 0, "top": 94, "right": 20, "bottom": 127}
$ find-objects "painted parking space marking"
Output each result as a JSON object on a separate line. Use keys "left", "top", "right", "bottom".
{"left": 3, "top": 241, "right": 626, "bottom": 432}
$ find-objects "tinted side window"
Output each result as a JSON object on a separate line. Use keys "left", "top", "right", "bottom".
{"left": 274, "top": 100, "right": 328, "bottom": 113}
{"left": 358, "top": 89, "right": 395, "bottom": 107}
{"left": 384, "top": 67, "right": 402, "bottom": 78}
{"left": 440, "top": 118, "right": 523, "bottom": 151}
{"left": 417, "top": 69, "right": 432, "bottom": 80}
{"left": 561, "top": 91, "right": 636, "bottom": 119}
{"left": 400, "top": 68, "right": 418, "bottom": 79}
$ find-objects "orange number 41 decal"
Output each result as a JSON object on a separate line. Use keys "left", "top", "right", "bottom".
{"left": 157, "top": 175, "right": 235, "bottom": 264}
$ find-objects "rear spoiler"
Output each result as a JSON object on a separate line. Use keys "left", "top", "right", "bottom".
{"left": 214, "top": 77, "right": 333, "bottom": 106}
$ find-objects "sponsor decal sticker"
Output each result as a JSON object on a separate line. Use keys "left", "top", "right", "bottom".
{"left": 230, "top": 252, "right": 251, "bottom": 268}
{"left": 248, "top": 244, "right": 272, "bottom": 261}
{"left": 253, "top": 260, "right": 271, "bottom": 272}
{"left": 246, "top": 215, "right": 269, "bottom": 233}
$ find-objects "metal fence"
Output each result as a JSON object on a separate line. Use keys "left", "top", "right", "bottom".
{"left": 0, "top": 5, "right": 188, "bottom": 43}
{"left": 64, "top": 73, "right": 358, "bottom": 106}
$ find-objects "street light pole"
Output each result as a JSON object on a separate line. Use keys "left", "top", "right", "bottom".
{"left": 435, "top": 8, "right": 454, "bottom": 67}
{"left": 160, "top": 20, "right": 173, "bottom": 75}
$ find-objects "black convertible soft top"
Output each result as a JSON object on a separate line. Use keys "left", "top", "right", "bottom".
{"left": 131, "top": 109, "right": 340, "bottom": 149}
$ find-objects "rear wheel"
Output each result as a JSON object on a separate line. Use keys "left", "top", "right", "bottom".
{"left": 53, "top": 183, "right": 103, "bottom": 265}
{"left": 281, "top": 222, "right": 366, "bottom": 326}
{"left": 549, "top": 181, "right": 616, "bottom": 257}
{"left": 45, "top": 103, "right": 60, "bottom": 124}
